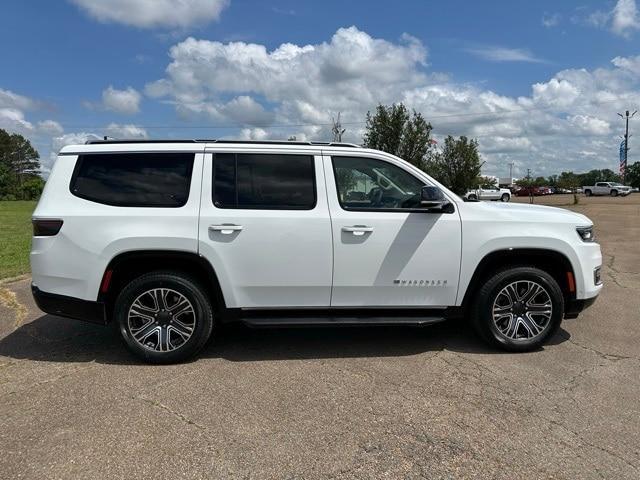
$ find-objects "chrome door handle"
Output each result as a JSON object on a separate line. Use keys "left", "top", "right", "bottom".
{"left": 210, "top": 224, "right": 243, "bottom": 234}
{"left": 342, "top": 225, "right": 374, "bottom": 236}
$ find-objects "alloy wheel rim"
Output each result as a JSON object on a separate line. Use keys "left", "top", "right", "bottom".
{"left": 491, "top": 280, "right": 552, "bottom": 341}
{"left": 127, "top": 288, "right": 196, "bottom": 352}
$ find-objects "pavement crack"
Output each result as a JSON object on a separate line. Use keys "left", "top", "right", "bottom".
{"left": 605, "top": 254, "right": 620, "bottom": 274}
{"left": 134, "top": 395, "right": 206, "bottom": 430}
{"left": 567, "top": 338, "right": 638, "bottom": 362}
{"left": 0, "top": 286, "right": 27, "bottom": 329}
{"left": 606, "top": 271, "right": 627, "bottom": 289}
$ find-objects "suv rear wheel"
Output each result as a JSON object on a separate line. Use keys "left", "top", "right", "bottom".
{"left": 610, "top": 189, "right": 618, "bottom": 197}
{"left": 500, "top": 193, "right": 510, "bottom": 202}
{"left": 471, "top": 267, "right": 563, "bottom": 351}
{"left": 114, "top": 271, "right": 214, "bottom": 364}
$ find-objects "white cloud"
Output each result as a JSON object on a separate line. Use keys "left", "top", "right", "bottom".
{"left": 102, "top": 86, "right": 141, "bottom": 115}
{"left": 612, "top": 0, "right": 640, "bottom": 37}
{"left": 143, "top": 26, "right": 639, "bottom": 176}
{"left": 0, "top": 108, "right": 34, "bottom": 133}
{"left": 579, "top": 0, "right": 640, "bottom": 37}
{"left": 0, "top": 88, "right": 40, "bottom": 110}
{"left": 568, "top": 115, "right": 611, "bottom": 135}
{"left": 69, "top": 0, "right": 229, "bottom": 29}
{"left": 612, "top": 54, "right": 640, "bottom": 75}
{"left": 105, "top": 123, "right": 148, "bottom": 139}
{"left": 532, "top": 78, "right": 581, "bottom": 107}
{"left": 465, "top": 46, "right": 546, "bottom": 63}
{"left": 542, "top": 12, "right": 561, "bottom": 28}
{"left": 37, "top": 120, "right": 64, "bottom": 136}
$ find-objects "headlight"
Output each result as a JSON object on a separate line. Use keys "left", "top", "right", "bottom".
{"left": 576, "top": 226, "right": 595, "bottom": 242}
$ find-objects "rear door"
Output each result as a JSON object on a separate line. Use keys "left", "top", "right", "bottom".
{"left": 198, "top": 148, "right": 333, "bottom": 308}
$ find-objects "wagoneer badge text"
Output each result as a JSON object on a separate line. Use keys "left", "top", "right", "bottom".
{"left": 394, "top": 279, "right": 448, "bottom": 286}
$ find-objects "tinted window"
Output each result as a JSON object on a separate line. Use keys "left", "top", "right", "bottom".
{"left": 70, "top": 153, "right": 194, "bottom": 207}
{"left": 332, "top": 156, "right": 425, "bottom": 210}
{"left": 213, "top": 153, "right": 315, "bottom": 209}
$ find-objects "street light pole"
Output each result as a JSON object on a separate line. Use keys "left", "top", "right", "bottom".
{"left": 618, "top": 110, "right": 637, "bottom": 183}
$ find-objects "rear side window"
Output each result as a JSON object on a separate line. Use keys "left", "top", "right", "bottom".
{"left": 212, "top": 153, "right": 316, "bottom": 209}
{"left": 70, "top": 152, "right": 195, "bottom": 207}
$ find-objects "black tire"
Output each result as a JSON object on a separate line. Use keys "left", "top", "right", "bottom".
{"left": 610, "top": 189, "right": 618, "bottom": 197}
{"left": 114, "top": 271, "right": 214, "bottom": 364}
{"left": 585, "top": 189, "right": 592, "bottom": 197}
{"left": 468, "top": 194, "right": 478, "bottom": 201}
{"left": 500, "top": 193, "right": 510, "bottom": 202}
{"left": 471, "top": 266, "right": 563, "bottom": 352}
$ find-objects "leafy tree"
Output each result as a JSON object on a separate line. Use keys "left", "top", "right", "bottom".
{"left": 0, "top": 128, "right": 43, "bottom": 199}
{"left": 557, "top": 171, "right": 580, "bottom": 190}
{"left": 19, "top": 176, "right": 46, "bottom": 200}
{"left": 580, "top": 168, "right": 620, "bottom": 186}
{"left": 557, "top": 171, "right": 581, "bottom": 204}
{"left": 425, "top": 135, "right": 484, "bottom": 195}
{"left": 625, "top": 162, "right": 640, "bottom": 188}
{"left": 475, "top": 176, "right": 497, "bottom": 188}
{"left": 363, "top": 103, "right": 434, "bottom": 169}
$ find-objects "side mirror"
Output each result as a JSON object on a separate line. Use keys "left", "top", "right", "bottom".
{"left": 420, "top": 186, "right": 448, "bottom": 210}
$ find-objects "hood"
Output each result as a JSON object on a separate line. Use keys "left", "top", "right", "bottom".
{"left": 466, "top": 200, "right": 592, "bottom": 225}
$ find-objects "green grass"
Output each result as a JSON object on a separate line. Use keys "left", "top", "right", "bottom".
{"left": 0, "top": 201, "right": 36, "bottom": 279}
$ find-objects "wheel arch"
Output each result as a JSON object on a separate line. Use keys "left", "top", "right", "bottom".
{"left": 460, "top": 248, "right": 576, "bottom": 314}
{"left": 98, "top": 250, "right": 227, "bottom": 320}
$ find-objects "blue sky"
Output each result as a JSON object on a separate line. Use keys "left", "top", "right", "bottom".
{"left": 1, "top": 0, "right": 639, "bottom": 177}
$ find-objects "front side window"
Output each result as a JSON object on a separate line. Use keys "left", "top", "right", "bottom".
{"left": 213, "top": 153, "right": 316, "bottom": 209}
{"left": 70, "top": 152, "right": 194, "bottom": 207}
{"left": 332, "top": 156, "right": 426, "bottom": 210}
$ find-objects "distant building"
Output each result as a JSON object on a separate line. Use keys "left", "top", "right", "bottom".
{"left": 498, "top": 177, "right": 518, "bottom": 187}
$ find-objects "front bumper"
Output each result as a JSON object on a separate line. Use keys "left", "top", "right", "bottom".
{"left": 564, "top": 295, "right": 598, "bottom": 319}
{"left": 31, "top": 284, "right": 107, "bottom": 325}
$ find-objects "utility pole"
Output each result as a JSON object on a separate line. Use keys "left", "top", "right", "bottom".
{"left": 527, "top": 168, "right": 533, "bottom": 204}
{"left": 508, "top": 162, "right": 514, "bottom": 182}
{"left": 332, "top": 112, "right": 345, "bottom": 143}
{"left": 617, "top": 110, "right": 637, "bottom": 183}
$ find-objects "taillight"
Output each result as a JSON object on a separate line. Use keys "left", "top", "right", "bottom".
{"left": 32, "top": 219, "right": 63, "bottom": 236}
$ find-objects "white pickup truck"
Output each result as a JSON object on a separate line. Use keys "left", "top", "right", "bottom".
{"left": 583, "top": 182, "right": 632, "bottom": 197}
{"left": 464, "top": 186, "right": 511, "bottom": 202}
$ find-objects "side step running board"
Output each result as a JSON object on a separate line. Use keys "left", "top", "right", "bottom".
{"left": 241, "top": 316, "right": 447, "bottom": 327}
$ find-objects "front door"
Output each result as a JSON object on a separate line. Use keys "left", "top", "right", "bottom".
{"left": 198, "top": 151, "right": 333, "bottom": 308}
{"left": 324, "top": 154, "right": 462, "bottom": 307}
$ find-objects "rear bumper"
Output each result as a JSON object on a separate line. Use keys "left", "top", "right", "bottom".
{"left": 31, "top": 284, "right": 107, "bottom": 325}
{"left": 564, "top": 295, "right": 598, "bottom": 319}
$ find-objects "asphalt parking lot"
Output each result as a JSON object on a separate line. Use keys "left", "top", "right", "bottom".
{"left": 1, "top": 194, "right": 639, "bottom": 479}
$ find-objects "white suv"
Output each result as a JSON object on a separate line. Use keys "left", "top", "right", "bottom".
{"left": 31, "top": 140, "right": 602, "bottom": 363}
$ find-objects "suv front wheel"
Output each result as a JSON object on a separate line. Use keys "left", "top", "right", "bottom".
{"left": 471, "top": 267, "right": 563, "bottom": 352}
{"left": 114, "top": 271, "right": 214, "bottom": 363}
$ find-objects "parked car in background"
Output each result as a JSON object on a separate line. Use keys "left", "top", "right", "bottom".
{"left": 464, "top": 186, "right": 511, "bottom": 202}
{"left": 515, "top": 186, "right": 542, "bottom": 196}
{"left": 583, "top": 182, "right": 632, "bottom": 197}
{"left": 538, "top": 186, "right": 553, "bottom": 195}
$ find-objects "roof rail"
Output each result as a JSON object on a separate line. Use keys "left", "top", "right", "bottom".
{"left": 84, "top": 139, "right": 362, "bottom": 148}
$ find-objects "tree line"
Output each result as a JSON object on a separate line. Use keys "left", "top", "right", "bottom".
{"left": 1, "top": 112, "right": 639, "bottom": 201}
{"left": 516, "top": 167, "right": 640, "bottom": 190}
{"left": 0, "top": 129, "right": 44, "bottom": 200}
{"left": 362, "top": 103, "right": 640, "bottom": 193}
